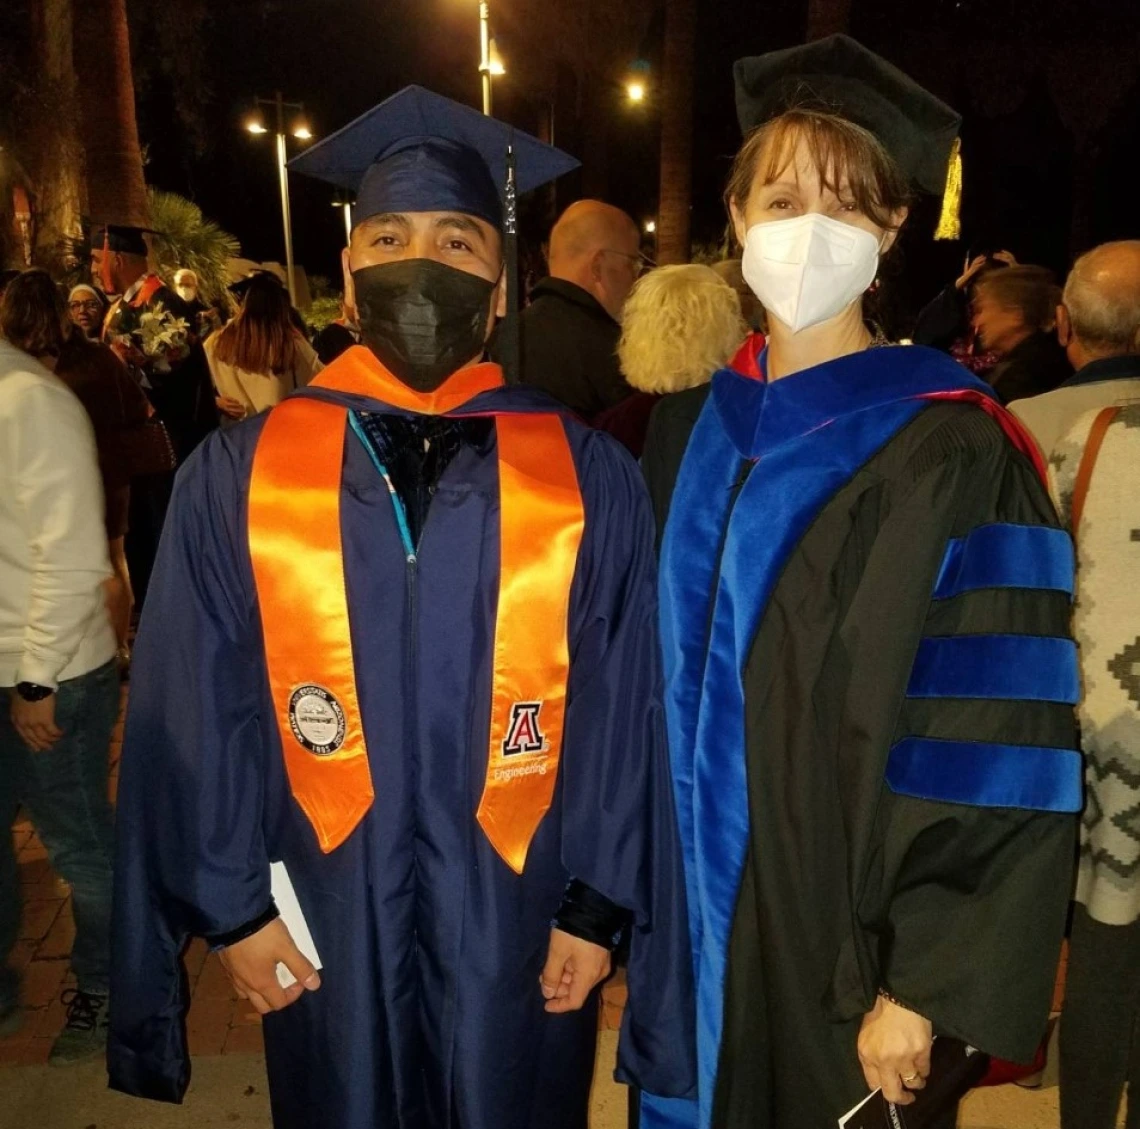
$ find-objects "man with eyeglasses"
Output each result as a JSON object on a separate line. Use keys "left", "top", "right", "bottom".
{"left": 501, "top": 199, "right": 646, "bottom": 420}
{"left": 67, "top": 284, "right": 106, "bottom": 340}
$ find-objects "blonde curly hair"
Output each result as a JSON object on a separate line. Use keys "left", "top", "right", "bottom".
{"left": 618, "top": 264, "right": 748, "bottom": 395}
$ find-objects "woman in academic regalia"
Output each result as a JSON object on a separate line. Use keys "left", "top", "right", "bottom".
{"left": 641, "top": 35, "right": 1081, "bottom": 1129}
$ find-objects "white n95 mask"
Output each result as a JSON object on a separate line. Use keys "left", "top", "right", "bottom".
{"left": 741, "top": 214, "right": 882, "bottom": 333}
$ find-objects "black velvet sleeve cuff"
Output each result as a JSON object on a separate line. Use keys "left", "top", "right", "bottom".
{"left": 553, "top": 879, "right": 631, "bottom": 951}
{"left": 205, "top": 902, "right": 279, "bottom": 950}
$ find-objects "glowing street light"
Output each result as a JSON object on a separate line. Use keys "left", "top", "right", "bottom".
{"left": 476, "top": 3, "right": 507, "bottom": 115}
{"left": 244, "top": 92, "right": 315, "bottom": 304}
{"left": 488, "top": 38, "right": 506, "bottom": 77}
{"left": 644, "top": 219, "right": 657, "bottom": 234}
{"left": 625, "top": 58, "right": 651, "bottom": 106}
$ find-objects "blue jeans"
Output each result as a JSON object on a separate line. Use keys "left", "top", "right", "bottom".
{"left": 0, "top": 660, "right": 118, "bottom": 1006}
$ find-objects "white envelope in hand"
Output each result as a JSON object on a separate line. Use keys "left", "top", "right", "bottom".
{"left": 270, "top": 861, "right": 323, "bottom": 989}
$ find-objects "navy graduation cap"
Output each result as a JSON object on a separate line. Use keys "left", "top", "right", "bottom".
{"left": 288, "top": 85, "right": 578, "bottom": 232}
{"left": 289, "top": 86, "right": 578, "bottom": 381}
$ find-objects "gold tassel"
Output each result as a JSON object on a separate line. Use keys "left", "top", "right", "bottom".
{"left": 935, "top": 137, "right": 963, "bottom": 242}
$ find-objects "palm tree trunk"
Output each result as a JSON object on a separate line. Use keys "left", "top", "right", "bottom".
{"left": 657, "top": 0, "right": 696, "bottom": 265}
{"left": 73, "top": 0, "right": 149, "bottom": 227}
{"left": 806, "top": 0, "right": 853, "bottom": 39}
{"left": 20, "top": 0, "right": 87, "bottom": 269}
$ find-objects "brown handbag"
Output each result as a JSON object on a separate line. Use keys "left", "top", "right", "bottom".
{"left": 113, "top": 364, "right": 178, "bottom": 478}
{"left": 119, "top": 414, "right": 178, "bottom": 478}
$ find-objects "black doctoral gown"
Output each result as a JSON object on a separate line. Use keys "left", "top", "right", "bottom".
{"left": 639, "top": 341, "right": 1082, "bottom": 1129}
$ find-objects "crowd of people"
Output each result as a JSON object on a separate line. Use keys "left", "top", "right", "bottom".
{"left": 1, "top": 30, "right": 1138, "bottom": 1129}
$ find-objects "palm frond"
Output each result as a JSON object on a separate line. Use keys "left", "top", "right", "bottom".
{"left": 146, "top": 187, "right": 241, "bottom": 304}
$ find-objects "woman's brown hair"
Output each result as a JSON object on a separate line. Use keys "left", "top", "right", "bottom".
{"left": 974, "top": 266, "right": 1062, "bottom": 334}
{"left": 0, "top": 269, "right": 69, "bottom": 359}
{"left": 212, "top": 272, "right": 298, "bottom": 374}
{"left": 725, "top": 109, "right": 911, "bottom": 231}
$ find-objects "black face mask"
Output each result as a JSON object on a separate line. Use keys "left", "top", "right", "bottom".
{"left": 351, "top": 259, "right": 497, "bottom": 392}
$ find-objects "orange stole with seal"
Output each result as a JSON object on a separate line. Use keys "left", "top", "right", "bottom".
{"left": 247, "top": 350, "right": 585, "bottom": 874}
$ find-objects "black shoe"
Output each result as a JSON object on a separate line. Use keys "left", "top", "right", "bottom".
{"left": 48, "top": 989, "right": 108, "bottom": 1066}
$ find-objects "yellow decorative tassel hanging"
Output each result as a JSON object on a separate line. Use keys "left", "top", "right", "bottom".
{"left": 935, "top": 137, "right": 963, "bottom": 242}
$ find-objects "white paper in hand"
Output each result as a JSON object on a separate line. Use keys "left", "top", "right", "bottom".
{"left": 270, "top": 861, "right": 323, "bottom": 989}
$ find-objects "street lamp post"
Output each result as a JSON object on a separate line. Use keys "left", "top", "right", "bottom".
{"left": 479, "top": 2, "right": 493, "bottom": 116}
{"left": 246, "top": 92, "right": 311, "bottom": 305}
{"left": 331, "top": 191, "right": 354, "bottom": 248}
{"left": 475, "top": 4, "right": 505, "bottom": 116}
{"left": 274, "top": 117, "right": 297, "bottom": 305}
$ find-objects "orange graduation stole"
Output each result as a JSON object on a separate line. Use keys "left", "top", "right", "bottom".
{"left": 248, "top": 348, "right": 585, "bottom": 874}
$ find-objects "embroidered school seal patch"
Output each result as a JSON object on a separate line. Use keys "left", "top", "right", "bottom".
{"left": 288, "top": 684, "right": 347, "bottom": 756}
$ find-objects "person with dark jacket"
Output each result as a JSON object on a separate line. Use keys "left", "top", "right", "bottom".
{"left": 312, "top": 305, "right": 360, "bottom": 365}
{"left": 504, "top": 200, "right": 642, "bottom": 419}
{"left": 56, "top": 333, "right": 152, "bottom": 664}
{"left": 92, "top": 224, "right": 217, "bottom": 610}
{"left": 912, "top": 250, "right": 1015, "bottom": 376}
{"left": 173, "top": 269, "right": 221, "bottom": 340}
{"left": 596, "top": 264, "right": 748, "bottom": 458}
{"left": 971, "top": 264, "right": 1072, "bottom": 403}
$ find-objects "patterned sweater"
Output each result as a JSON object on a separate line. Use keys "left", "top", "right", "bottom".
{"left": 1051, "top": 401, "right": 1140, "bottom": 925}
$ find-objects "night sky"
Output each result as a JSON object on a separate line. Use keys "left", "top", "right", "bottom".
{"left": 138, "top": 0, "right": 1140, "bottom": 320}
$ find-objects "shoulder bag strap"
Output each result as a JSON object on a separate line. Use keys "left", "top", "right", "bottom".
{"left": 1070, "top": 405, "right": 1121, "bottom": 536}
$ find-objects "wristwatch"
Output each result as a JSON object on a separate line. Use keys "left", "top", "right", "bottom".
{"left": 15, "top": 682, "right": 53, "bottom": 702}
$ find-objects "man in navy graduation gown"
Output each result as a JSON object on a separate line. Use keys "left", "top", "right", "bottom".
{"left": 108, "top": 88, "right": 694, "bottom": 1129}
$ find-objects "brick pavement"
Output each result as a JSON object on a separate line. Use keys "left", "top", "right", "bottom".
{"left": 0, "top": 691, "right": 627, "bottom": 1072}
{"left": 0, "top": 693, "right": 269, "bottom": 1068}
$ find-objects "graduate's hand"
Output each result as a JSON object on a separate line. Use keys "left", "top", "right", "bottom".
{"left": 218, "top": 918, "right": 321, "bottom": 1015}
{"left": 10, "top": 691, "right": 62, "bottom": 753}
{"left": 857, "top": 995, "right": 933, "bottom": 1106}
{"left": 539, "top": 929, "right": 611, "bottom": 1014}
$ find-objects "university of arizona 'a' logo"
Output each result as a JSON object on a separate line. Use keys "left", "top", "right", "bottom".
{"left": 502, "top": 701, "right": 547, "bottom": 757}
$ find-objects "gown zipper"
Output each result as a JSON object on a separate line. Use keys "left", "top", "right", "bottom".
{"left": 348, "top": 411, "right": 419, "bottom": 703}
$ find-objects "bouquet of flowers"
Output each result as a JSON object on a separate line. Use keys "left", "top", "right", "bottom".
{"left": 108, "top": 301, "right": 191, "bottom": 375}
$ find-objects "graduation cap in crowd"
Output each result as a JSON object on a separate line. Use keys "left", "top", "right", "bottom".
{"left": 228, "top": 269, "right": 288, "bottom": 301}
{"left": 734, "top": 35, "right": 964, "bottom": 234}
{"left": 87, "top": 222, "right": 157, "bottom": 296}
{"left": 89, "top": 223, "right": 152, "bottom": 257}
{"left": 289, "top": 85, "right": 579, "bottom": 380}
